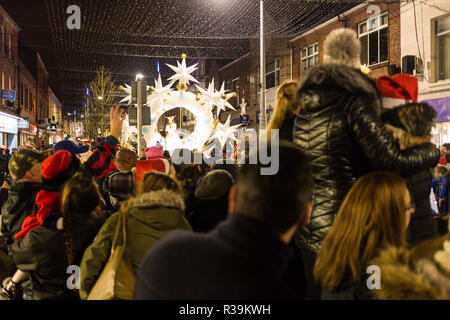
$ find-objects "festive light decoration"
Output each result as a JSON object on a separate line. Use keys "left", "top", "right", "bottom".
{"left": 166, "top": 56, "right": 199, "bottom": 91}
{"left": 120, "top": 55, "right": 239, "bottom": 153}
{"left": 240, "top": 98, "right": 247, "bottom": 116}
{"left": 44, "top": 0, "right": 359, "bottom": 110}
{"left": 195, "top": 79, "right": 235, "bottom": 118}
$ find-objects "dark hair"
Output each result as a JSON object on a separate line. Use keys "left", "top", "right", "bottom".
{"left": 436, "top": 166, "right": 448, "bottom": 176}
{"left": 235, "top": 141, "right": 313, "bottom": 236}
{"left": 61, "top": 173, "right": 101, "bottom": 267}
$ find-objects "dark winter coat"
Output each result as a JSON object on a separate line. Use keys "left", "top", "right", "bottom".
{"left": 79, "top": 189, "right": 191, "bottom": 300}
{"left": 321, "top": 269, "right": 376, "bottom": 300}
{"left": 279, "top": 112, "right": 296, "bottom": 142}
{"left": 292, "top": 64, "right": 440, "bottom": 253}
{"left": 1, "top": 182, "right": 41, "bottom": 247}
{"left": 381, "top": 102, "right": 439, "bottom": 245}
{"left": 134, "top": 214, "right": 300, "bottom": 300}
{"left": 11, "top": 212, "right": 105, "bottom": 300}
{"left": 187, "top": 194, "right": 229, "bottom": 232}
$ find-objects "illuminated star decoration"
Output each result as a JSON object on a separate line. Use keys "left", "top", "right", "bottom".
{"left": 210, "top": 114, "right": 242, "bottom": 147}
{"left": 196, "top": 79, "right": 235, "bottom": 117}
{"left": 166, "top": 55, "right": 199, "bottom": 89}
{"left": 147, "top": 73, "right": 173, "bottom": 106}
{"left": 119, "top": 84, "right": 132, "bottom": 104}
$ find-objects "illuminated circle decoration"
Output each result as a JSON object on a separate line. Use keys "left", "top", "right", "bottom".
{"left": 120, "top": 54, "right": 241, "bottom": 153}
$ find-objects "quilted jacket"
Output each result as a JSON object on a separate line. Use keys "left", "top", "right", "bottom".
{"left": 292, "top": 64, "right": 440, "bottom": 253}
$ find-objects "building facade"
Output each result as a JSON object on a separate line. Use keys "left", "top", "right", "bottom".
{"left": 291, "top": 2, "right": 401, "bottom": 81}
{"left": 48, "top": 88, "right": 63, "bottom": 144}
{"left": 399, "top": 0, "right": 450, "bottom": 145}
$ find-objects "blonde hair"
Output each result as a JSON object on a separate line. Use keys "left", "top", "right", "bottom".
{"left": 138, "top": 171, "right": 183, "bottom": 196}
{"left": 267, "top": 81, "right": 299, "bottom": 139}
{"left": 314, "top": 172, "right": 409, "bottom": 291}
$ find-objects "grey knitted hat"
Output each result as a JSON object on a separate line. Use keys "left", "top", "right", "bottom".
{"left": 195, "top": 169, "right": 234, "bottom": 200}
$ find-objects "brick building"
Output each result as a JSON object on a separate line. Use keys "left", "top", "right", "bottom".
{"left": 291, "top": 2, "right": 401, "bottom": 80}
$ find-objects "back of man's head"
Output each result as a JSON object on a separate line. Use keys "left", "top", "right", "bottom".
{"left": 116, "top": 149, "right": 137, "bottom": 172}
{"left": 235, "top": 141, "right": 313, "bottom": 236}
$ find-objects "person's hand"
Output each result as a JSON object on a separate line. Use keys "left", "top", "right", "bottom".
{"left": 439, "top": 198, "right": 444, "bottom": 206}
{"left": 110, "top": 105, "right": 125, "bottom": 138}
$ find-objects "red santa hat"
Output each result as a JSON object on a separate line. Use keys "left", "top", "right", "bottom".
{"left": 376, "top": 74, "right": 418, "bottom": 109}
{"left": 135, "top": 158, "right": 171, "bottom": 187}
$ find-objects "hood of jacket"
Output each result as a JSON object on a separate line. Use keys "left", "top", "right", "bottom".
{"left": 371, "top": 237, "right": 450, "bottom": 300}
{"left": 382, "top": 102, "right": 436, "bottom": 150}
{"left": 297, "top": 63, "right": 381, "bottom": 112}
{"left": 126, "top": 189, "right": 187, "bottom": 230}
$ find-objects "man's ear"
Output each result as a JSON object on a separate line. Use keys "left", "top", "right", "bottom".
{"left": 228, "top": 185, "right": 237, "bottom": 215}
{"left": 299, "top": 202, "right": 312, "bottom": 228}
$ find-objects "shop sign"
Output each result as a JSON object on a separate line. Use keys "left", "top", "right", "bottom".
{"left": 30, "top": 125, "right": 37, "bottom": 134}
{"left": 0, "top": 114, "right": 18, "bottom": 134}
{"left": 18, "top": 119, "right": 30, "bottom": 130}
{"left": 0, "top": 89, "right": 15, "bottom": 102}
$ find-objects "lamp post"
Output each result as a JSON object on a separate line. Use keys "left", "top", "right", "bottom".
{"left": 136, "top": 73, "right": 144, "bottom": 157}
{"left": 259, "top": 0, "right": 266, "bottom": 130}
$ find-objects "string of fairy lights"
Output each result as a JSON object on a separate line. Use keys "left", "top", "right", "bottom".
{"left": 42, "top": 0, "right": 383, "bottom": 110}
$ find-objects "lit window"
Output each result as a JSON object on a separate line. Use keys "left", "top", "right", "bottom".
{"left": 436, "top": 15, "right": 450, "bottom": 81}
{"left": 265, "top": 59, "right": 280, "bottom": 89}
{"left": 358, "top": 12, "right": 388, "bottom": 66}
{"left": 301, "top": 43, "right": 319, "bottom": 74}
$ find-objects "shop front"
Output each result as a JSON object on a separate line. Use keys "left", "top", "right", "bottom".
{"left": 426, "top": 96, "right": 450, "bottom": 146}
{"left": 18, "top": 121, "right": 38, "bottom": 147}
{"left": 0, "top": 112, "right": 19, "bottom": 151}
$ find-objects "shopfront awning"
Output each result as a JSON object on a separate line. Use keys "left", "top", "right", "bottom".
{"left": 423, "top": 96, "right": 450, "bottom": 122}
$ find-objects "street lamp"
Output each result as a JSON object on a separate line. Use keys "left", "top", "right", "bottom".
{"left": 259, "top": 0, "right": 266, "bottom": 130}
{"left": 98, "top": 96, "right": 103, "bottom": 100}
{"left": 136, "top": 73, "right": 144, "bottom": 81}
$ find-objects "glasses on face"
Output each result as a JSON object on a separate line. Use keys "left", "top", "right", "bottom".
{"left": 406, "top": 203, "right": 415, "bottom": 213}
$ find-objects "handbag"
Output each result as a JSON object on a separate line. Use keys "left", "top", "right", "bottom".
{"left": 87, "top": 210, "right": 135, "bottom": 300}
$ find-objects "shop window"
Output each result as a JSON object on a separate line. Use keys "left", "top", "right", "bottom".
{"left": 436, "top": 15, "right": 450, "bottom": 81}
{"left": 358, "top": 12, "right": 388, "bottom": 66}
{"left": 301, "top": 42, "right": 319, "bottom": 74}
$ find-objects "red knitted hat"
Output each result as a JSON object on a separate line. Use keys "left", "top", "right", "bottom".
{"left": 376, "top": 74, "right": 418, "bottom": 102}
{"left": 41, "top": 150, "right": 73, "bottom": 179}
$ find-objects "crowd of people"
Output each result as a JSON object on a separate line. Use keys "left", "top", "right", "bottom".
{"left": 0, "top": 28, "right": 449, "bottom": 300}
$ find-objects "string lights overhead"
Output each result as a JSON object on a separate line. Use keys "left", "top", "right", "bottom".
{"left": 43, "top": 0, "right": 363, "bottom": 110}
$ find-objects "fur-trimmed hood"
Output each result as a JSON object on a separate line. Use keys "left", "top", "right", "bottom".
{"left": 128, "top": 189, "right": 185, "bottom": 212}
{"left": 382, "top": 102, "right": 436, "bottom": 149}
{"left": 297, "top": 63, "right": 381, "bottom": 112}
{"left": 371, "top": 235, "right": 450, "bottom": 300}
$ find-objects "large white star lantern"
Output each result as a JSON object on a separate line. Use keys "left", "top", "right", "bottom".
{"left": 119, "top": 54, "right": 241, "bottom": 155}
{"left": 166, "top": 54, "right": 199, "bottom": 91}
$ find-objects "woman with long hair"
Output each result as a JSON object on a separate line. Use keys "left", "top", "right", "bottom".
{"left": 79, "top": 171, "right": 192, "bottom": 299}
{"left": 314, "top": 171, "right": 414, "bottom": 300}
{"left": 267, "top": 80, "right": 300, "bottom": 142}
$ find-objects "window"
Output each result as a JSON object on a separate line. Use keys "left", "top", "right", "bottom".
{"left": 436, "top": 15, "right": 450, "bottom": 81}
{"left": 265, "top": 59, "right": 280, "bottom": 89}
{"left": 301, "top": 43, "right": 319, "bottom": 73}
{"left": 358, "top": 12, "right": 388, "bottom": 66}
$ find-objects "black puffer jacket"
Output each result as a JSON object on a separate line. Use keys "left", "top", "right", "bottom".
{"left": 381, "top": 103, "right": 439, "bottom": 245}
{"left": 11, "top": 212, "right": 105, "bottom": 300}
{"left": 292, "top": 64, "right": 440, "bottom": 253}
{"left": 1, "top": 182, "right": 41, "bottom": 247}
